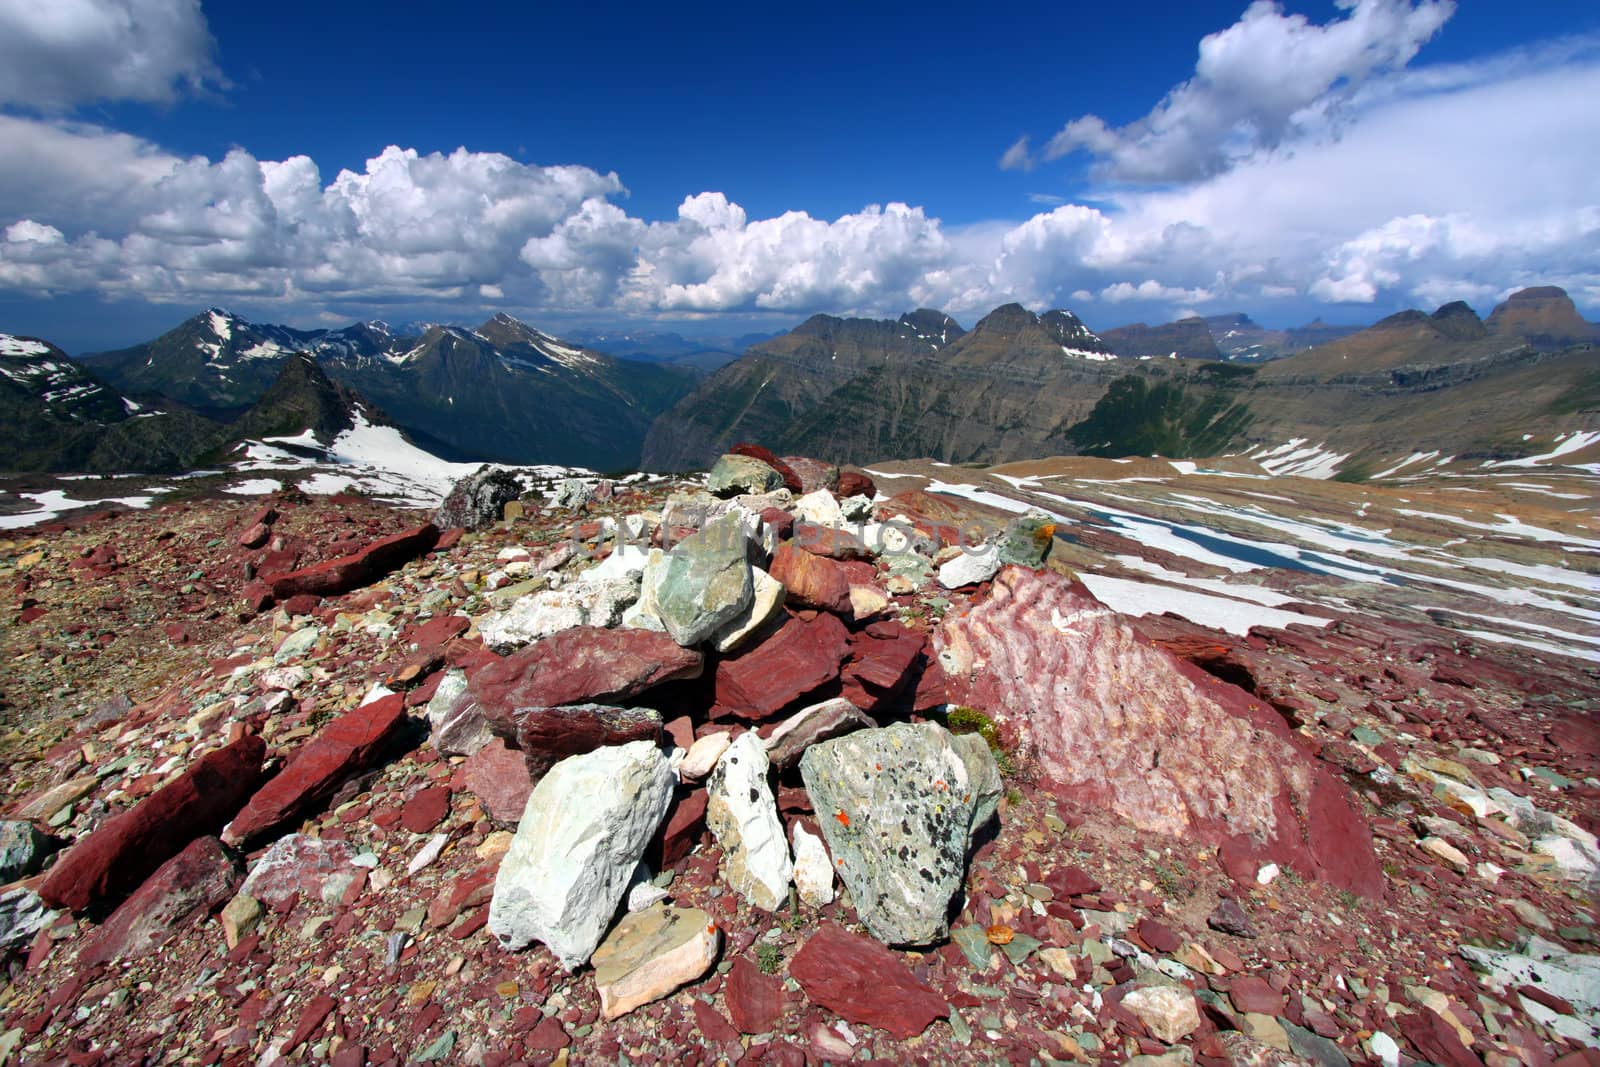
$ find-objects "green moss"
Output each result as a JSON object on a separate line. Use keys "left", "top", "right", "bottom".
{"left": 754, "top": 941, "right": 783, "bottom": 975}
{"left": 946, "top": 706, "right": 1017, "bottom": 778}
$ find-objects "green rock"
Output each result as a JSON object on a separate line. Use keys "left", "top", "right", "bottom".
{"left": 1000, "top": 933, "right": 1042, "bottom": 965}
{"left": 707, "top": 454, "right": 783, "bottom": 497}
{"left": 948, "top": 1009, "right": 972, "bottom": 1045}
{"left": 648, "top": 514, "right": 754, "bottom": 646}
{"left": 951, "top": 925, "right": 995, "bottom": 970}
{"left": 1350, "top": 727, "right": 1383, "bottom": 746}
{"left": 950, "top": 732, "right": 1003, "bottom": 842}
{"left": 415, "top": 1031, "right": 456, "bottom": 1061}
{"left": 998, "top": 512, "right": 1057, "bottom": 567}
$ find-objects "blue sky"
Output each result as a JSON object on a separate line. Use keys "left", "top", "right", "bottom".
{"left": 1, "top": 0, "right": 1598, "bottom": 352}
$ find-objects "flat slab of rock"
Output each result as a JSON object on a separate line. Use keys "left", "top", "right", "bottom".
{"left": 223, "top": 694, "right": 407, "bottom": 848}
{"left": 936, "top": 567, "right": 1384, "bottom": 898}
{"left": 706, "top": 732, "right": 792, "bottom": 911}
{"left": 468, "top": 628, "right": 702, "bottom": 718}
{"left": 800, "top": 721, "right": 979, "bottom": 946}
{"left": 264, "top": 523, "right": 440, "bottom": 601}
{"left": 490, "top": 704, "right": 662, "bottom": 783}
{"left": 707, "top": 454, "right": 784, "bottom": 497}
{"left": 488, "top": 740, "right": 675, "bottom": 969}
{"left": 713, "top": 612, "right": 850, "bottom": 720}
{"left": 77, "top": 836, "right": 241, "bottom": 968}
{"left": 711, "top": 567, "right": 785, "bottom": 653}
{"left": 763, "top": 697, "right": 873, "bottom": 772}
{"left": 789, "top": 922, "right": 949, "bottom": 1039}
{"left": 590, "top": 904, "right": 720, "bottom": 1019}
{"left": 40, "top": 734, "right": 265, "bottom": 911}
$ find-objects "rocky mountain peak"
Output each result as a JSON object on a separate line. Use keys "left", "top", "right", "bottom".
{"left": 1040, "top": 309, "right": 1109, "bottom": 351}
{"left": 1487, "top": 285, "right": 1598, "bottom": 348}
{"left": 896, "top": 309, "right": 965, "bottom": 346}
{"left": 1428, "top": 300, "right": 1488, "bottom": 341}
{"left": 229, "top": 350, "right": 370, "bottom": 441}
{"left": 971, "top": 303, "right": 1038, "bottom": 336}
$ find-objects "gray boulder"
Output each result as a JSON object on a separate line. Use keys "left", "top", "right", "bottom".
{"left": 0, "top": 820, "right": 54, "bottom": 883}
{"left": 648, "top": 514, "right": 754, "bottom": 646}
{"left": 800, "top": 722, "right": 977, "bottom": 946}
{"left": 707, "top": 454, "right": 783, "bottom": 498}
{"left": 0, "top": 886, "right": 56, "bottom": 955}
{"left": 550, "top": 479, "right": 595, "bottom": 510}
{"left": 488, "top": 741, "right": 675, "bottom": 969}
{"left": 434, "top": 465, "right": 524, "bottom": 531}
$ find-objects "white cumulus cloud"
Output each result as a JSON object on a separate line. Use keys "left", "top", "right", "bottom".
{"left": 0, "top": 0, "right": 222, "bottom": 109}
{"left": 1038, "top": 0, "right": 1455, "bottom": 182}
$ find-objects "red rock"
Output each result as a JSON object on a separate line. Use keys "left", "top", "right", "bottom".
{"left": 401, "top": 786, "right": 451, "bottom": 833}
{"left": 282, "top": 993, "right": 338, "bottom": 1055}
{"left": 839, "top": 623, "right": 925, "bottom": 713}
{"left": 242, "top": 581, "right": 275, "bottom": 615}
{"left": 16, "top": 606, "right": 46, "bottom": 624}
{"left": 1227, "top": 975, "right": 1285, "bottom": 1016}
{"left": 237, "top": 522, "right": 271, "bottom": 549}
{"left": 1518, "top": 984, "right": 1576, "bottom": 1015}
{"left": 654, "top": 788, "right": 708, "bottom": 867}
{"left": 1398, "top": 1009, "right": 1480, "bottom": 1067}
{"left": 76, "top": 836, "right": 242, "bottom": 968}
{"left": 713, "top": 612, "right": 850, "bottom": 720}
{"left": 937, "top": 568, "right": 1384, "bottom": 898}
{"left": 768, "top": 542, "right": 852, "bottom": 613}
{"left": 730, "top": 444, "right": 804, "bottom": 494}
{"left": 223, "top": 694, "right": 409, "bottom": 847}
{"left": 403, "top": 614, "right": 471, "bottom": 652}
{"left": 781, "top": 457, "right": 837, "bottom": 494}
{"left": 789, "top": 923, "right": 948, "bottom": 1039}
{"left": 1136, "top": 918, "right": 1181, "bottom": 954}
{"left": 1044, "top": 865, "right": 1100, "bottom": 898}
{"left": 726, "top": 958, "right": 786, "bottom": 1034}
{"left": 468, "top": 627, "right": 702, "bottom": 717}
{"left": 38, "top": 734, "right": 266, "bottom": 912}
{"left": 263, "top": 524, "right": 440, "bottom": 600}
{"left": 835, "top": 470, "right": 876, "bottom": 500}
{"left": 759, "top": 507, "right": 796, "bottom": 542}
{"left": 693, "top": 999, "right": 742, "bottom": 1044}
{"left": 282, "top": 595, "right": 323, "bottom": 620}
{"left": 526, "top": 1015, "right": 570, "bottom": 1051}
{"left": 792, "top": 522, "right": 870, "bottom": 561}
{"left": 489, "top": 704, "right": 662, "bottom": 783}
{"left": 434, "top": 527, "right": 464, "bottom": 552}
{"left": 463, "top": 740, "right": 535, "bottom": 822}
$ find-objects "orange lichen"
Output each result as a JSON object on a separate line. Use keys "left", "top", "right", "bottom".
{"left": 834, "top": 810, "right": 850, "bottom": 827}
{"left": 986, "top": 924, "right": 1014, "bottom": 945}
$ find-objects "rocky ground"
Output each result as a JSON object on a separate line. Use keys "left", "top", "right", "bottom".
{"left": 0, "top": 449, "right": 1596, "bottom": 1067}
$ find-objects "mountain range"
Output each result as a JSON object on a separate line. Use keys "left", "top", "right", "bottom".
{"left": 642, "top": 287, "right": 1599, "bottom": 474}
{"left": 80, "top": 310, "right": 701, "bottom": 470}
{"left": 4, "top": 288, "right": 1596, "bottom": 478}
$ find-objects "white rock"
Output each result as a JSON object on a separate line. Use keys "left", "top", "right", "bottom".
{"left": 407, "top": 833, "right": 449, "bottom": 875}
{"left": 273, "top": 625, "right": 321, "bottom": 663}
{"left": 1367, "top": 1032, "right": 1400, "bottom": 1067}
{"left": 621, "top": 549, "right": 667, "bottom": 632}
{"left": 794, "top": 489, "right": 845, "bottom": 527}
{"left": 426, "top": 669, "right": 493, "bottom": 757}
{"left": 478, "top": 574, "right": 640, "bottom": 650}
{"left": 710, "top": 567, "right": 786, "bottom": 653}
{"left": 706, "top": 732, "right": 792, "bottom": 911}
{"left": 359, "top": 683, "right": 394, "bottom": 706}
{"left": 581, "top": 542, "right": 653, "bottom": 583}
{"left": 679, "top": 732, "right": 733, "bottom": 781}
{"left": 1533, "top": 835, "right": 1600, "bottom": 884}
{"left": 936, "top": 545, "right": 1001, "bottom": 589}
{"left": 1121, "top": 985, "right": 1200, "bottom": 1043}
{"left": 1256, "top": 863, "right": 1281, "bottom": 885}
{"left": 839, "top": 495, "right": 874, "bottom": 522}
{"left": 487, "top": 741, "right": 675, "bottom": 969}
{"left": 791, "top": 822, "right": 835, "bottom": 907}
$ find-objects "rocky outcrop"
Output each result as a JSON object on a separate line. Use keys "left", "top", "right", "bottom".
{"left": 39, "top": 734, "right": 265, "bottom": 911}
{"left": 936, "top": 566, "right": 1384, "bottom": 897}
{"left": 223, "top": 695, "right": 407, "bottom": 848}
{"left": 262, "top": 524, "right": 440, "bottom": 602}
{"left": 800, "top": 722, "right": 986, "bottom": 945}
{"left": 488, "top": 741, "right": 675, "bottom": 969}
{"left": 706, "top": 454, "right": 783, "bottom": 497}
